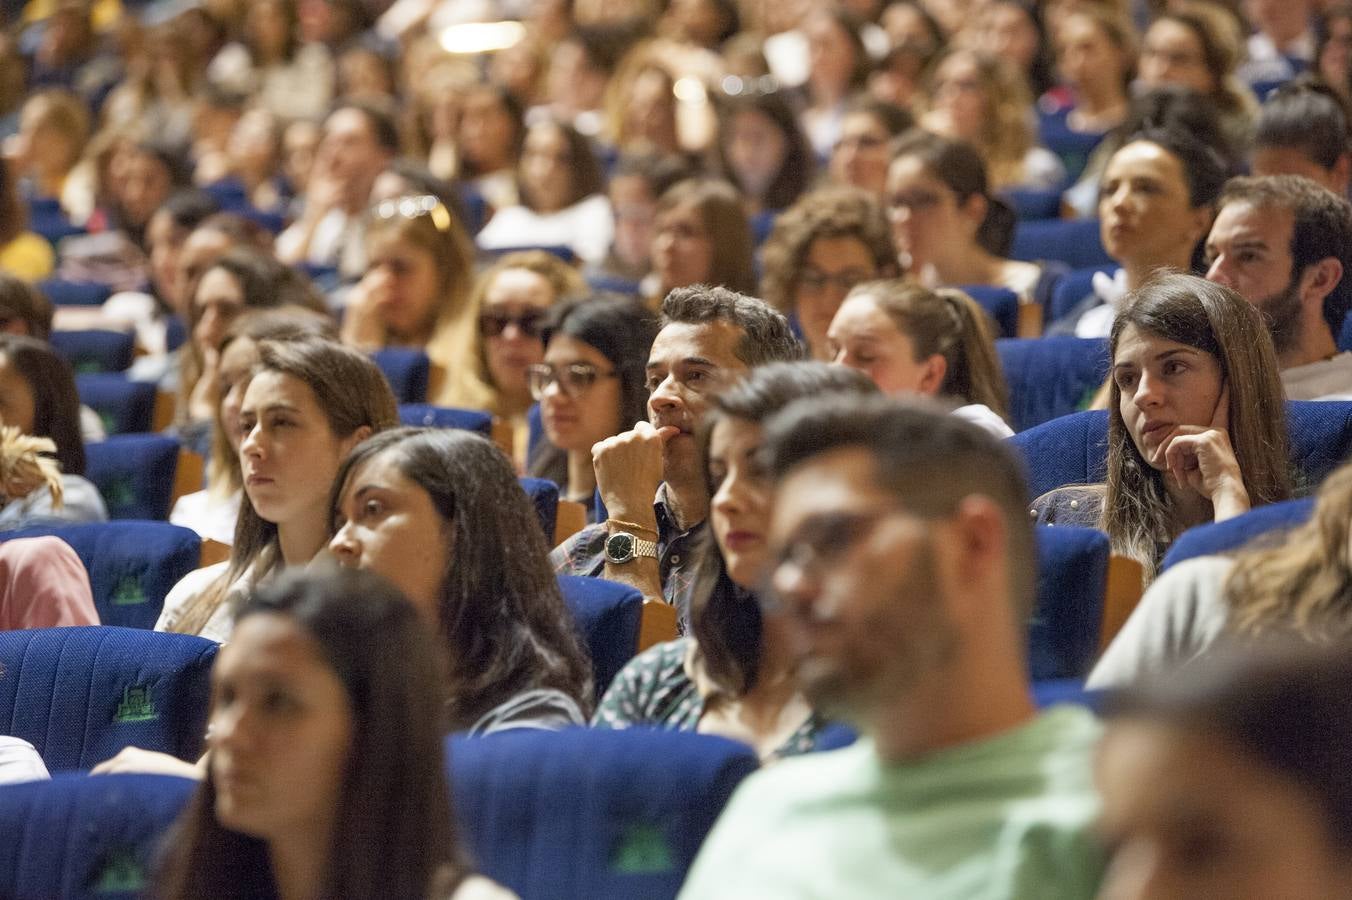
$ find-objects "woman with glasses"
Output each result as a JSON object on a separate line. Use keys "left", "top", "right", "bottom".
{"left": 759, "top": 187, "right": 898, "bottom": 361}
{"left": 594, "top": 362, "right": 876, "bottom": 761}
{"left": 526, "top": 296, "right": 658, "bottom": 512}
{"left": 347, "top": 192, "right": 478, "bottom": 407}
{"left": 441, "top": 251, "right": 587, "bottom": 467}
{"left": 887, "top": 131, "right": 1065, "bottom": 311}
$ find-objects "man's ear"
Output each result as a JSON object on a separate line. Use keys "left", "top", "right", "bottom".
{"left": 1301, "top": 257, "right": 1344, "bottom": 308}
{"left": 941, "top": 495, "right": 1008, "bottom": 614}
{"left": 961, "top": 192, "right": 988, "bottom": 232}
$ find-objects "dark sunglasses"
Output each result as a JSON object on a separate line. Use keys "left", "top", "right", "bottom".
{"left": 528, "top": 362, "right": 618, "bottom": 400}
{"left": 479, "top": 310, "right": 547, "bottom": 339}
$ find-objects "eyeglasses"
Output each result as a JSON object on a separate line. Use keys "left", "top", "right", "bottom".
{"left": 528, "top": 362, "right": 618, "bottom": 399}
{"left": 479, "top": 310, "right": 547, "bottom": 339}
{"left": 370, "top": 194, "right": 455, "bottom": 233}
{"left": 798, "top": 267, "right": 875, "bottom": 293}
{"left": 760, "top": 508, "right": 922, "bottom": 611}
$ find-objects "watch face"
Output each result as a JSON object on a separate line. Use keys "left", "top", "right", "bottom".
{"left": 606, "top": 532, "right": 635, "bottom": 562}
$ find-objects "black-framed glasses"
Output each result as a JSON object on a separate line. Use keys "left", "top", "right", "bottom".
{"left": 479, "top": 310, "right": 547, "bottom": 339}
{"left": 528, "top": 362, "right": 618, "bottom": 400}
{"left": 798, "top": 267, "right": 875, "bottom": 293}
{"left": 370, "top": 194, "right": 455, "bottom": 233}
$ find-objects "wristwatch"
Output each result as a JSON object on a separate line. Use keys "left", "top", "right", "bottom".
{"left": 604, "top": 531, "right": 658, "bottom": 564}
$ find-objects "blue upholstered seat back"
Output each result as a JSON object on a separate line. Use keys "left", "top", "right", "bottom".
{"left": 0, "top": 522, "right": 201, "bottom": 629}
{"left": 519, "top": 477, "right": 559, "bottom": 539}
{"left": 398, "top": 403, "right": 494, "bottom": 435}
{"left": 0, "top": 627, "right": 218, "bottom": 772}
{"left": 1010, "top": 218, "right": 1113, "bottom": 269}
{"left": 85, "top": 435, "right": 180, "bottom": 520}
{"left": 1009, "top": 401, "right": 1352, "bottom": 499}
{"left": 1161, "top": 496, "right": 1316, "bottom": 571}
{"left": 1030, "top": 526, "right": 1108, "bottom": 680}
{"left": 371, "top": 348, "right": 430, "bottom": 403}
{"left": 0, "top": 773, "right": 196, "bottom": 900}
{"left": 996, "top": 337, "right": 1109, "bottom": 433}
{"left": 52, "top": 331, "right": 135, "bottom": 374}
{"left": 448, "top": 728, "right": 759, "bottom": 900}
{"left": 556, "top": 575, "right": 642, "bottom": 699}
{"left": 75, "top": 375, "right": 156, "bottom": 435}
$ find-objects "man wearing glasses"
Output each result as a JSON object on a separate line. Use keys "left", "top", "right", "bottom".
{"left": 549, "top": 285, "right": 799, "bottom": 631}
{"left": 681, "top": 396, "right": 1104, "bottom": 898}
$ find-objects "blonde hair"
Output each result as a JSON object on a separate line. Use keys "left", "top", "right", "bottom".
{"left": 926, "top": 49, "right": 1036, "bottom": 190}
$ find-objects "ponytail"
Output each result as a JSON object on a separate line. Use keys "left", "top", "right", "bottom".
{"left": 935, "top": 289, "right": 1010, "bottom": 422}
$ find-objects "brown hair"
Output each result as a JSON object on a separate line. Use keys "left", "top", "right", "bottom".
{"left": 365, "top": 193, "right": 476, "bottom": 344}
{"left": 1103, "top": 273, "right": 1291, "bottom": 578}
{"left": 759, "top": 187, "right": 898, "bottom": 320}
{"left": 924, "top": 48, "right": 1036, "bottom": 190}
{"left": 20, "top": 89, "right": 90, "bottom": 174}
{"left": 847, "top": 279, "right": 1011, "bottom": 421}
{"left": 656, "top": 178, "right": 758, "bottom": 295}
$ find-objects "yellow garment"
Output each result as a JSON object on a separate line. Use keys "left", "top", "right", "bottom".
{"left": 0, "top": 233, "right": 55, "bottom": 282}
{"left": 24, "top": 0, "right": 123, "bottom": 30}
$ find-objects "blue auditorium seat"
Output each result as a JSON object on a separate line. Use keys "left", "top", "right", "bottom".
{"left": 1010, "top": 219, "right": 1113, "bottom": 269}
{"left": 448, "top": 728, "right": 759, "bottom": 900}
{"left": 519, "top": 477, "right": 559, "bottom": 539}
{"left": 85, "top": 434, "right": 180, "bottom": 520}
{"left": 996, "top": 337, "right": 1109, "bottom": 432}
{"left": 527, "top": 402, "right": 546, "bottom": 461}
{"left": 0, "top": 773, "right": 196, "bottom": 900}
{"left": 557, "top": 575, "right": 642, "bottom": 699}
{"left": 483, "top": 245, "right": 578, "bottom": 264}
{"left": 26, "top": 197, "right": 85, "bottom": 247}
{"left": 371, "top": 348, "right": 430, "bottom": 403}
{"left": 1002, "top": 187, "right": 1063, "bottom": 220}
{"left": 1048, "top": 265, "right": 1115, "bottom": 324}
{"left": 52, "top": 330, "right": 135, "bottom": 373}
{"left": 958, "top": 285, "right": 1019, "bottom": 338}
{"left": 36, "top": 279, "right": 111, "bottom": 307}
{"left": 0, "top": 626, "right": 218, "bottom": 772}
{"left": 0, "top": 522, "right": 201, "bottom": 629}
{"left": 398, "top": 403, "right": 493, "bottom": 435}
{"left": 1031, "top": 526, "right": 1108, "bottom": 680}
{"left": 1161, "top": 496, "right": 1316, "bottom": 571}
{"left": 1010, "top": 401, "right": 1352, "bottom": 499}
{"left": 1032, "top": 679, "right": 1104, "bottom": 711}
{"left": 75, "top": 374, "right": 156, "bottom": 434}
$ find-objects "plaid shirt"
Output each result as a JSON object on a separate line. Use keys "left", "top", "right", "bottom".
{"left": 548, "top": 485, "right": 715, "bottom": 632}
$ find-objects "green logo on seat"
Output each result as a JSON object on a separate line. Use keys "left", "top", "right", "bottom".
{"left": 90, "top": 849, "right": 144, "bottom": 893}
{"left": 113, "top": 684, "right": 158, "bottom": 723}
{"left": 104, "top": 477, "right": 135, "bottom": 514}
{"left": 610, "top": 823, "right": 674, "bottom": 874}
{"left": 111, "top": 576, "right": 146, "bottom": 606}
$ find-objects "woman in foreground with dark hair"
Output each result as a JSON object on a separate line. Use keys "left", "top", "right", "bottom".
{"left": 155, "top": 567, "right": 514, "bottom": 900}
{"left": 1096, "top": 641, "right": 1352, "bottom": 899}
{"left": 593, "top": 363, "right": 876, "bottom": 760}
{"left": 330, "top": 427, "right": 592, "bottom": 732}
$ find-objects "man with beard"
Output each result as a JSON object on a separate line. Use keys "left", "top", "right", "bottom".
{"left": 680, "top": 397, "right": 1103, "bottom": 899}
{"left": 1205, "top": 175, "right": 1352, "bottom": 400}
{"left": 549, "top": 285, "right": 800, "bottom": 630}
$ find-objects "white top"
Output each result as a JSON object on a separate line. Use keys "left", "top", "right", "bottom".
{"left": 952, "top": 403, "right": 1015, "bottom": 439}
{"left": 476, "top": 194, "right": 614, "bottom": 266}
{"left": 169, "top": 489, "right": 241, "bottom": 546}
{"left": 1073, "top": 268, "right": 1128, "bottom": 339}
{"left": 0, "top": 736, "right": 48, "bottom": 785}
{"left": 275, "top": 207, "right": 368, "bottom": 280}
{"left": 1280, "top": 352, "right": 1352, "bottom": 401}
{"left": 156, "top": 560, "right": 234, "bottom": 644}
{"left": 1087, "top": 555, "right": 1235, "bottom": 690}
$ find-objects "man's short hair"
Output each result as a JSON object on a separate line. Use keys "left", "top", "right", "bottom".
{"left": 660, "top": 285, "right": 803, "bottom": 366}
{"left": 1219, "top": 174, "right": 1352, "bottom": 336}
{"left": 764, "top": 395, "right": 1037, "bottom": 619}
{"left": 328, "top": 98, "right": 400, "bottom": 154}
{"left": 1254, "top": 81, "right": 1351, "bottom": 170}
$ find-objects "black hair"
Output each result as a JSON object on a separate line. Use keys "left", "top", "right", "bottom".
{"left": 0, "top": 334, "right": 85, "bottom": 475}
{"left": 660, "top": 285, "right": 803, "bottom": 366}
{"left": 1254, "top": 80, "right": 1352, "bottom": 170}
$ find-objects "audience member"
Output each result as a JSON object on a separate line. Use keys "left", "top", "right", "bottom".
{"left": 798, "top": 10, "right": 870, "bottom": 158}
{"left": 0, "top": 335, "right": 106, "bottom": 528}
{"left": 475, "top": 118, "right": 613, "bottom": 265}
{"left": 681, "top": 395, "right": 1104, "bottom": 897}
{"left": 330, "top": 428, "right": 593, "bottom": 732}
{"left": 0, "top": 534, "right": 97, "bottom": 631}
{"left": 0, "top": 151, "right": 53, "bottom": 282}
{"left": 828, "top": 280, "right": 1013, "bottom": 437}
{"left": 888, "top": 131, "right": 1064, "bottom": 308}
{"left": 158, "top": 338, "right": 397, "bottom": 642}
{"left": 206, "top": 0, "right": 336, "bottom": 122}
{"left": 826, "top": 97, "right": 914, "bottom": 197}
{"left": 1204, "top": 175, "right": 1352, "bottom": 399}
{"left": 454, "top": 83, "right": 525, "bottom": 212}
{"left": 0, "top": 275, "right": 53, "bottom": 340}
{"left": 1053, "top": 128, "right": 1227, "bottom": 337}
{"left": 1238, "top": 0, "right": 1316, "bottom": 85}
{"left": 154, "top": 567, "right": 512, "bottom": 900}
{"left": 5, "top": 88, "right": 90, "bottom": 219}
{"left": 527, "top": 295, "right": 658, "bottom": 507}
{"left": 1041, "top": 8, "right": 1135, "bottom": 177}
{"left": 551, "top": 286, "right": 799, "bottom": 629}
{"left": 715, "top": 91, "right": 814, "bottom": 215}
{"left": 1091, "top": 460, "right": 1352, "bottom": 688}
{"left": 759, "top": 188, "right": 897, "bottom": 361}
{"left": 650, "top": 177, "right": 757, "bottom": 299}
{"left": 1096, "top": 642, "right": 1352, "bottom": 899}
{"left": 590, "top": 152, "right": 694, "bottom": 287}
{"left": 1250, "top": 81, "right": 1352, "bottom": 196}
{"left": 595, "top": 362, "right": 876, "bottom": 760}
{"left": 1033, "top": 273, "right": 1291, "bottom": 582}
